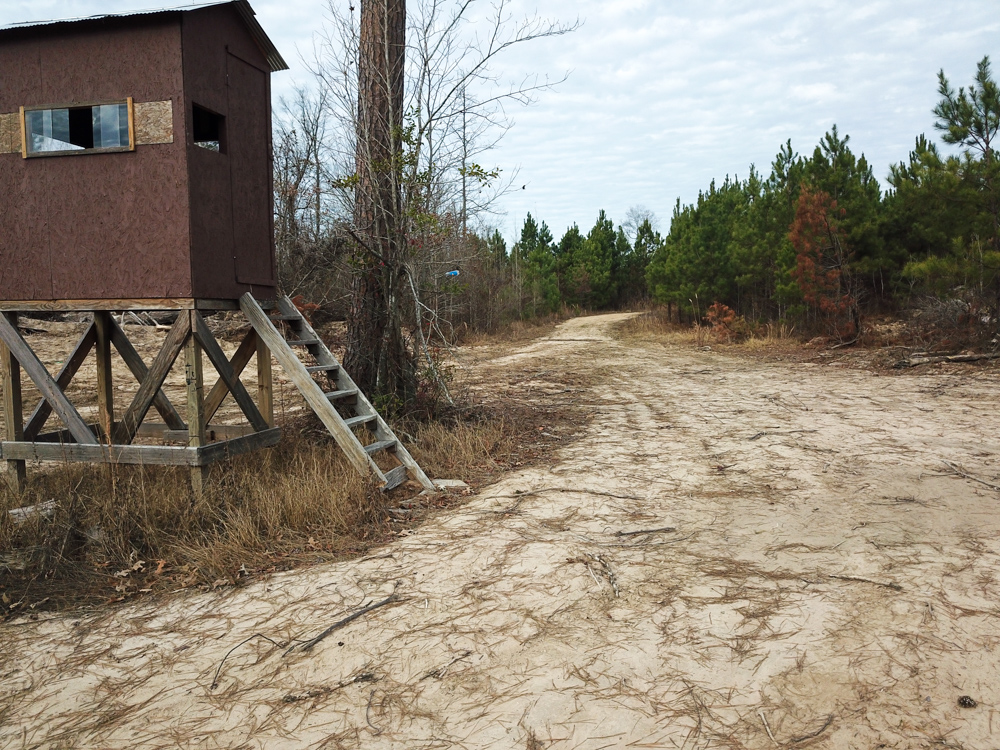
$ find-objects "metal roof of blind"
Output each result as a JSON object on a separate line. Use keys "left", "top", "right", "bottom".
{"left": 0, "top": 0, "right": 289, "bottom": 72}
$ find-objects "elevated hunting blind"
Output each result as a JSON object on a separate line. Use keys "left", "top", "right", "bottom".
{"left": 0, "top": 0, "right": 285, "bottom": 304}
{"left": 0, "top": 2, "right": 434, "bottom": 495}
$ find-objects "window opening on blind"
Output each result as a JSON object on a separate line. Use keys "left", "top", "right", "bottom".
{"left": 193, "top": 104, "right": 225, "bottom": 152}
{"left": 22, "top": 99, "right": 134, "bottom": 157}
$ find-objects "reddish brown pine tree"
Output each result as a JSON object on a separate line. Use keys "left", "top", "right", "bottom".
{"left": 346, "top": 0, "right": 415, "bottom": 408}
{"left": 788, "top": 186, "right": 859, "bottom": 339}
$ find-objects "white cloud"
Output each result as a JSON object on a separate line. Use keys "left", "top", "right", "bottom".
{"left": 2, "top": 0, "right": 997, "bottom": 244}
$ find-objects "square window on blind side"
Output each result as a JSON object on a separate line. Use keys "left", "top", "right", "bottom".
{"left": 193, "top": 104, "right": 225, "bottom": 152}
{"left": 23, "top": 100, "right": 133, "bottom": 156}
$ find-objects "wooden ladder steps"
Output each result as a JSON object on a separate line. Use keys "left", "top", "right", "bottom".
{"left": 364, "top": 439, "right": 397, "bottom": 455}
{"left": 344, "top": 414, "right": 377, "bottom": 428}
{"left": 240, "top": 293, "right": 434, "bottom": 492}
{"left": 382, "top": 465, "right": 408, "bottom": 490}
{"left": 325, "top": 388, "right": 358, "bottom": 401}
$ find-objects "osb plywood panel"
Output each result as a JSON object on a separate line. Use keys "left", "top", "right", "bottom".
{"left": 0, "top": 113, "right": 19, "bottom": 154}
{"left": 47, "top": 146, "right": 192, "bottom": 299}
{"left": 134, "top": 100, "right": 174, "bottom": 145}
{"left": 184, "top": 7, "right": 276, "bottom": 299}
{"left": 0, "top": 20, "right": 191, "bottom": 301}
{"left": 227, "top": 53, "right": 274, "bottom": 287}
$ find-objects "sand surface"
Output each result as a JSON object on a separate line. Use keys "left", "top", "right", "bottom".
{"left": 2, "top": 313, "right": 1000, "bottom": 748}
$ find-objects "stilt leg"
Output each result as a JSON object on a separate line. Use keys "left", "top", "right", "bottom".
{"left": 1, "top": 312, "right": 26, "bottom": 493}
{"left": 256, "top": 334, "right": 274, "bottom": 427}
{"left": 185, "top": 311, "right": 207, "bottom": 495}
{"left": 94, "top": 312, "right": 115, "bottom": 441}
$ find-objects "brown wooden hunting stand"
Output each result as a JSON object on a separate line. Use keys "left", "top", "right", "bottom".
{"left": 0, "top": 2, "right": 433, "bottom": 494}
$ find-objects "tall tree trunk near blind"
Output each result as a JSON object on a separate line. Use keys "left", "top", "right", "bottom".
{"left": 346, "top": 0, "right": 414, "bottom": 407}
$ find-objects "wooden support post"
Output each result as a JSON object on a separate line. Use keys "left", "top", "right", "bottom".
{"left": 257, "top": 335, "right": 274, "bottom": 428}
{"left": 1, "top": 312, "right": 26, "bottom": 492}
{"left": 185, "top": 311, "right": 207, "bottom": 494}
{"left": 94, "top": 312, "right": 115, "bottom": 441}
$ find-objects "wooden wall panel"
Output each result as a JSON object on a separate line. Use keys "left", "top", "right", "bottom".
{"left": 183, "top": 6, "right": 276, "bottom": 300}
{"left": 0, "top": 114, "right": 20, "bottom": 154}
{"left": 0, "top": 17, "right": 191, "bottom": 301}
{"left": 134, "top": 101, "right": 174, "bottom": 145}
{"left": 228, "top": 52, "right": 275, "bottom": 287}
{"left": 0, "top": 36, "right": 50, "bottom": 299}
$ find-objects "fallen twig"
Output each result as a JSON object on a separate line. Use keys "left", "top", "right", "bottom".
{"left": 421, "top": 650, "right": 473, "bottom": 680}
{"left": 789, "top": 714, "right": 834, "bottom": 744}
{"left": 492, "top": 487, "right": 643, "bottom": 502}
{"left": 606, "top": 531, "right": 697, "bottom": 548}
{"left": 828, "top": 337, "right": 858, "bottom": 350}
{"left": 941, "top": 460, "right": 1000, "bottom": 492}
{"left": 211, "top": 633, "right": 285, "bottom": 689}
{"left": 615, "top": 526, "right": 676, "bottom": 537}
{"left": 494, "top": 497, "right": 525, "bottom": 516}
{"left": 749, "top": 429, "right": 818, "bottom": 441}
{"left": 596, "top": 555, "right": 619, "bottom": 598}
{"left": 366, "top": 688, "right": 382, "bottom": 735}
{"left": 829, "top": 574, "right": 902, "bottom": 592}
{"left": 289, "top": 594, "right": 402, "bottom": 654}
{"left": 282, "top": 671, "right": 377, "bottom": 703}
{"left": 758, "top": 709, "right": 778, "bottom": 745}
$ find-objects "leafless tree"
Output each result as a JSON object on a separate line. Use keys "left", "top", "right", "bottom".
{"left": 273, "top": 89, "right": 356, "bottom": 312}
{"left": 301, "top": 0, "right": 577, "bottom": 408}
{"left": 622, "top": 205, "right": 660, "bottom": 244}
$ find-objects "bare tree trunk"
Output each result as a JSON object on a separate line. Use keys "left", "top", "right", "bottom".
{"left": 346, "top": 0, "right": 414, "bottom": 406}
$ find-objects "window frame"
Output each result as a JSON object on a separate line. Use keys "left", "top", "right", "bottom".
{"left": 20, "top": 97, "right": 135, "bottom": 158}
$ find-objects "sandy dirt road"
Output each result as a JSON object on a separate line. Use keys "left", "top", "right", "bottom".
{"left": 3, "top": 313, "right": 1000, "bottom": 749}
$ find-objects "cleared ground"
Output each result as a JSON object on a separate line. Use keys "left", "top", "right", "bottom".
{"left": 2, "top": 313, "right": 999, "bottom": 748}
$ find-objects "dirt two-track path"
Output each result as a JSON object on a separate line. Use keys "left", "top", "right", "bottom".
{"left": 3, "top": 313, "right": 1000, "bottom": 749}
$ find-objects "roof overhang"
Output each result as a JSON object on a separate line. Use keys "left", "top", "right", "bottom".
{"left": 0, "top": 0, "right": 289, "bottom": 72}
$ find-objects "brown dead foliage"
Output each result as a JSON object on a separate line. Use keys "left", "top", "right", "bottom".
{"left": 0, "top": 399, "right": 583, "bottom": 618}
{"left": 620, "top": 308, "right": 1000, "bottom": 375}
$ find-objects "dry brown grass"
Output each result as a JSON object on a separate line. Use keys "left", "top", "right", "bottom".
{"left": 618, "top": 310, "right": 800, "bottom": 352}
{"left": 459, "top": 311, "right": 572, "bottom": 347}
{"left": 0, "top": 433, "right": 383, "bottom": 612}
{"left": 0, "top": 395, "right": 571, "bottom": 617}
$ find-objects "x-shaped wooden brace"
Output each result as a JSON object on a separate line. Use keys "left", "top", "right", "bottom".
{"left": 113, "top": 312, "right": 268, "bottom": 445}
{"left": 0, "top": 311, "right": 269, "bottom": 447}
{"left": 7, "top": 315, "right": 188, "bottom": 443}
{"left": 0, "top": 313, "right": 98, "bottom": 445}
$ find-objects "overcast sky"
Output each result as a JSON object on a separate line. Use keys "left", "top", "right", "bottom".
{"left": 3, "top": 0, "right": 998, "bottom": 243}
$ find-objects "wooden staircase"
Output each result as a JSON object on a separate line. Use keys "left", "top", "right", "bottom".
{"left": 240, "top": 293, "right": 434, "bottom": 491}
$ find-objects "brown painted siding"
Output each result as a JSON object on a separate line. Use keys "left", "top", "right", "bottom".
{"left": 0, "top": 32, "right": 52, "bottom": 299}
{"left": 0, "top": 16, "right": 191, "bottom": 300}
{"left": 228, "top": 51, "right": 275, "bottom": 287}
{"left": 183, "top": 5, "right": 276, "bottom": 300}
{"left": 0, "top": 4, "right": 278, "bottom": 304}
